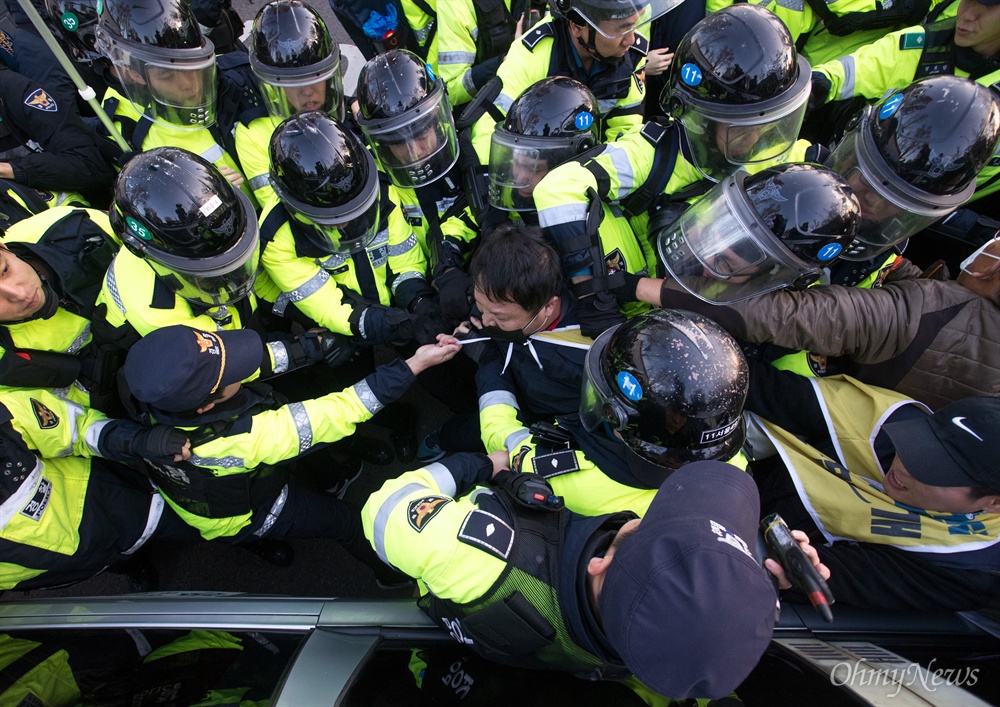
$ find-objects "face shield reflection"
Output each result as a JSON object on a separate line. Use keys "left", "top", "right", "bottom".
{"left": 256, "top": 54, "right": 344, "bottom": 120}
{"left": 290, "top": 196, "right": 380, "bottom": 255}
{"left": 574, "top": 0, "right": 683, "bottom": 38}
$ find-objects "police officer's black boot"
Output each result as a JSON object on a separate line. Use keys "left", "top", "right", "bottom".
{"left": 242, "top": 539, "right": 295, "bottom": 567}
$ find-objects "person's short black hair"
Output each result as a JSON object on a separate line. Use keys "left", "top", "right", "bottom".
{"left": 470, "top": 223, "right": 563, "bottom": 312}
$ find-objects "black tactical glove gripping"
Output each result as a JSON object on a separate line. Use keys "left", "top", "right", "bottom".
{"left": 434, "top": 267, "right": 474, "bottom": 326}
{"left": 609, "top": 271, "right": 643, "bottom": 307}
{"left": 350, "top": 305, "right": 414, "bottom": 347}
{"left": 410, "top": 296, "right": 448, "bottom": 345}
{"left": 577, "top": 292, "right": 626, "bottom": 339}
{"left": 808, "top": 71, "right": 832, "bottom": 116}
{"left": 297, "top": 330, "right": 360, "bottom": 369}
{"left": 99, "top": 420, "right": 189, "bottom": 463}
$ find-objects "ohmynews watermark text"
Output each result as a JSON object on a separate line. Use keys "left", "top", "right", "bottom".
{"left": 830, "top": 659, "right": 979, "bottom": 698}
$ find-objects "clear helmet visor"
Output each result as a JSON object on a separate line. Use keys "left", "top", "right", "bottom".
{"left": 488, "top": 132, "right": 580, "bottom": 211}
{"left": 574, "top": 0, "right": 684, "bottom": 38}
{"left": 675, "top": 56, "right": 811, "bottom": 181}
{"left": 98, "top": 29, "right": 218, "bottom": 129}
{"left": 579, "top": 326, "right": 627, "bottom": 433}
{"left": 357, "top": 81, "right": 458, "bottom": 189}
{"left": 146, "top": 193, "right": 261, "bottom": 307}
{"left": 255, "top": 54, "right": 344, "bottom": 120}
{"left": 654, "top": 173, "right": 826, "bottom": 303}
{"left": 825, "top": 115, "right": 971, "bottom": 261}
{"left": 288, "top": 190, "right": 381, "bottom": 255}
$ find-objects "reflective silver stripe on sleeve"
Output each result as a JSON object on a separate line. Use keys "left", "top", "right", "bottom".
{"left": 391, "top": 270, "right": 424, "bottom": 296}
{"left": 496, "top": 94, "right": 513, "bottom": 113}
{"left": 479, "top": 389, "right": 519, "bottom": 413}
{"left": 597, "top": 98, "right": 617, "bottom": 115}
{"left": 537, "top": 202, "right": 588, "bottom": 228}
{"left": 66, "top": 324, "right": 91, "bottom": 354}
{"left": 372, "top": 482, "right": 427, "bottom": 564}
{"left": 317, "top": 252, "right": 349, "bottom": 270}
{"left": 387, "top": 233, "right": 419, "bottom": 257}
{"left": 249, "top": 174, "right": 271, "bottom": 191}
{"left": 122, "top": 493, "right": 165, "bottom": 555}
{"left": 837, "top": 57, "right": 855, "bottom": 100}
{"left": 268, "top": 341, "right": 290, "bottom": 374}
{"left": 462, "top": 69, "right": 479, "bottom": 98}
{"left": 273, "top": 269, "right": 330, "bottom": 316}
{"left": 189, "top": 454, "right": 246, "bottom": 468}
{"left": 200, "top": 143, "right": 225, "bottom": 163}
{"left": 770, "top": 0, "right": 805, "bottom": 9}
{"left": 60, "top": 398, "right": 85, "bottom": 456}
{"left": 413, "top": 19, "right": 434, "bottom": 43}
{"left": 288, "top": 401, "right": 313, "bottom": 453}
{"left": 471, "top": 27, "right": 479, "bottom": 40}
{"left": 504, "top": 428, "right": 531, "bottom": 453}
{"left": 105, "top": 264, "right": 126, "bottom": 314}
{"left": 84, "top": 418, "right": 109, "bottom": 456}
{"left": 0, "top": 459, "right": 43, "bottom": 529}
{"left": 439, "top": 51, "right": 475, "bottom": 65}
{"left": 606, "top": 144, "right": 635, "bottom": 200}
{"left": 353, "top": 378, "right": 384, "bottom": 415}
{"left": 423, "top": 462, "right": 457, "bottom": 498}
{"left": 253, "top": 484, "right": 289, "bottom": 537}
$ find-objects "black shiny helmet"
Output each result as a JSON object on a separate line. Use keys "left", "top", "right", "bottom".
{"left": 826, "top": 76, "right": 1000, "bottom": 261}
{"left": 661, "top": 5, "right": 811, "bottom": 180}
{"left": 655, "top": 163, "right": 862, "bottom": 303}
{"left": 110, "top": 148, "right": 260, "bottom": 308}
{"left": 489, "top": 77, "right": 601, "bottom": 211}
{"left": 45, "top": 0, "right": 100, "bottom": 60}
{"left": 355, "top": 49, "right": 458, "bottom": 188}
{"left": 580, "top": 309, "right": 749, "bottom": 478}
{"left": 95, "top": 0, "right": 217, "bottom": 128}
{"left": 249, "top": 0, "right": 344, "bottom": 120}
{"left": 269, "top": 111, "right": 380, "bottom": 255}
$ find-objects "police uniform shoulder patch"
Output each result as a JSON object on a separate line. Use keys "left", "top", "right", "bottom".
{"left": 30, "top": 399, "right": 59, "bottom": 429}
{"left": 631, "top": 33, "right": 648, "bottom": 55}
{"left": 24, "top": 88, "right": 58, "bottom": 112}
{"left": 605, "top": 248, "right": 626, "bottom": 275}
{"left": 408, "top": 495, "right": 451, "bottom": 532}
{"left": 458, "top": 509, "right": 514, "bottom": 561}
{"left": 511, "top": 445, "right": 531, "bottom": 473}
{"left": 531, "top": 449, "right": 580, "bottom": 479}
{"left": 899, "top": 32, "right": 925, "bottom": 50}
{"left": 522, "top": 21, "right": 554, "bottom": 50}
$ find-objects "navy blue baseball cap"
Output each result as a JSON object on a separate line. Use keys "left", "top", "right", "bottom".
{"left": 124, "top": 325, "right": 263, "bottom": 412}
{"left": 884, "top": 397, "right": 1000, "bottom": 489}
{"left": 600, "top": 460, "right": 778, "bottom": 700}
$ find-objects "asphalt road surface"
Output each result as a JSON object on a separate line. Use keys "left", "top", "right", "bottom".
{"left": 0, "top": 2, "right": 447, "bottom": 604}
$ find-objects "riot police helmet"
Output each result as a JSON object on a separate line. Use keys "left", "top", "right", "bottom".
{"left": 45, "top": 0, "right": 101, "bottom": 60}
{"left": 355, "top": 49, "right": 458, "bottom": 188}
{"left": 95, "top": 0, "right": 217, "bottom": 128}
{"left": 580, "top": 308, "right": 749, "bottom": 479}
{"left": 826, "top": 75, "right": 1000, "bottom": 261}
{"left": 249, "top": 0, "right": 344, "bottom": 120}
{"left": 551, "top": 0, "right": 680, "bottom": 38}
{"left": 661, "top": 5, "right": 811, "bottom": 181}
{"left": 489, "top": 77, "right": 601, "bottom": 211}
{"left": 269, "top": 111, "right": 380, "bottom": 256}
{"left": 655, "top": 163, "right": 862, "bottom": 303}
{"left": 110, "top": 147, "right": 260, "bottom": 308}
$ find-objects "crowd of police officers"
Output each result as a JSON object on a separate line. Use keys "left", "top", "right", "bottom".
{"left": 1, "top": 0, "right": 999, "bottom": 701}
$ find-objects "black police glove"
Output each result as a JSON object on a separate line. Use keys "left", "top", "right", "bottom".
{"left": 297, "top": 330, "right": 360, "bottom": 369}
{"left": 609, "top": 271, "right": 643, "bottom": 307}
{"left": 99, "top": 420, "right": 189, "bottom": 464}
{"left": 808, "top": 71, "right": 832, "bottom": 116}
{"left": 492, "top": 469, "right": 565, "bottom": 512}
{"left": 577, "top": 291, "right": 626, "bottom": 339}
{"left": 410, "top": 296, "right": 447, "bottom": 346}
{"left": 434, "top": 267, "right": 474, "bottom": 326}
{"left": 350, "top": 305, "right": 414, "bottom": 347}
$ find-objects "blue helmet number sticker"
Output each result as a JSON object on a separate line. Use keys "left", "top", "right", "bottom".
{"left": 617, "top": 371, "right": 643, "bottom": 401}
{"left": 575, "top": 111, "right": 594, "bottom": 130}
{"left": 680, "top": 63, "right": 702, "bottom": 87}
{"left": 817, "top": 243, "right": 842, "bottom": 261}
{"left": 879, "top": 93, "right": 903, "bottom": 120}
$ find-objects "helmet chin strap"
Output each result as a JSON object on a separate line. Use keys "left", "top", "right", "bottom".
{"left": 576, "top": 26, "right": 626, "bottom": 68}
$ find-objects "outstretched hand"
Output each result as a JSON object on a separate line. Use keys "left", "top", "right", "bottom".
{"left": 405, "top": 334, "right": 462, "bottom": 375}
